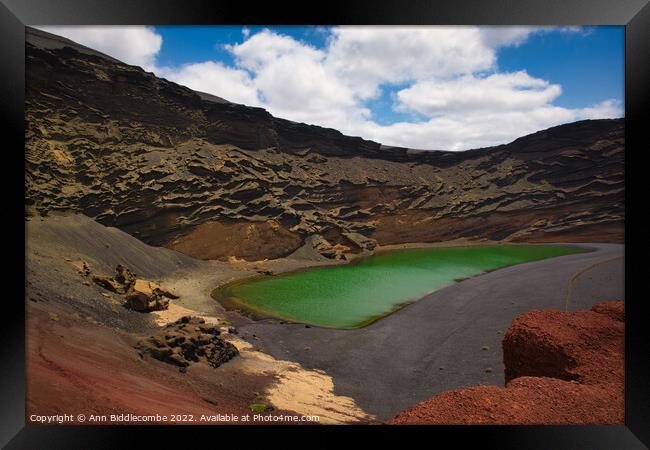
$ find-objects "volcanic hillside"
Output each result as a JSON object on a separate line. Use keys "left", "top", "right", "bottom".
{"left": 25, "top": 27, "right": 625, "bottom": 261}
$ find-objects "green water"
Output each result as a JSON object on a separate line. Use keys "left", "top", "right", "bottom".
{"left": 214, "top": 245, "right": 584, "bottom": 329}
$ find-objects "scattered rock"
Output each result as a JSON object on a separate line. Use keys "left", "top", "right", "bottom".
{"left": 310, "top": 235, "right": 338, "bottom": 259}
{"left": 203, "top": 397, "right": 219, "bottom": 406}
{"left": 227, "top": 326, "right": 238, "bottom": 335}
{"left": 115, "top": 264, "right": 136, "bottom": 289}
{"left": 125, "top": 279, "right": 170, "bottom": 312}
{"left": 91, "top": 274, "right": 120, "bottom": 293}
{"left": 71, "top": 260, "right": 91, "bottom": 276}
{"left": 135, "top": 316, "right": 239, "bottom": 369}
{"left": 342, "top": 232, "right": 377, "bottom": 252}
{"left": 127, "top": 276, "right": 180, "bottom": 300}
{"left": 157, "top": 285, "right": 180, "bottom": 300}
{"left": 76, "top": 262, "right": 178, "bottom": 312}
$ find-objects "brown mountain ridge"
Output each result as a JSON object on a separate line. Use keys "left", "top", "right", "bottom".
{"left": 25, "top": 27, "right": 624, "bottom": 261}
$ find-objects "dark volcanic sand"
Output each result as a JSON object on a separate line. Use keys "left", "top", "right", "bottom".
{"left": 237, "top": 243, "right": 624, "bottom": 420}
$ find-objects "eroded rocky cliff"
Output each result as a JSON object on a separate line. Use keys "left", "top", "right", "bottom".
{"left": 25, "top": 27, "right": 624, "bottom": 260}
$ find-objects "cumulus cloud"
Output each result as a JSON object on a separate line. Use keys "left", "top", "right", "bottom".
{"left": 37, "top": 26, "right": 162, "bottom": 69}
{"left": 396, "top": 71, "right": 563, "bottom": 116}
{"left": 226, "top": 29, "right": 362, "bottom": 125}
{"left": 480, "top": 26, "right": 537, "bottom": 48}
{"left": 155, "top": 61, "right": 261, "bottom": 106}
{"left": 36, "top": 25, "right": 622, "bottom": 151}
{"left": 575, "top": 99, "right": 622, "bottom": 119}
{"left": 324, "top": 26, "right": 498, "bottom": 99}
{"left": 353, "top": 98, "right": 622, "bottom": 151}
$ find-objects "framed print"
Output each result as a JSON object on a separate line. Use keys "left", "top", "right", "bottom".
{"left": 1, "top": 0, "right": 647, "bottom": 447}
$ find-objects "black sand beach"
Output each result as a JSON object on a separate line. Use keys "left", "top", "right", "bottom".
{"left": 237, "top": 243, "right": 624, "bottom": 419}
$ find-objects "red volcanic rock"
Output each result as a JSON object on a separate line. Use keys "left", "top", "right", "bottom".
{"left": 590, "top": 300, "right": 625, "bottom": 322}
{"left": 388, "top": 377, "right": 621, "bottom": 425}
{"left": 389, "top": 301, "right": 624, "bottom": 425}
{"left": 503, "top": 303, "right": 624, "bottom": 384}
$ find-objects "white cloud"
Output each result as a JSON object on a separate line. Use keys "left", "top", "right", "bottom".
{"left": 155, "top": 61, "right": 261, "bottom": 106}
{"left": 324, "top": 26, "right": 498, "bottom": 99}
{"left": 352, "top": 98, "right": 622, "bottom": 151}
{"left": 37, "top": 26, "right": 162, "bottom": 69}
{"left": 226, "top": 29, "right": 362, "bottom": 125}
{"left": 36, "top": 25, "right": 622, "bottom": 151}
{"left": 396, "top": 71, "right": 563, "bottom": 116}
{"left": 575, "top": 99, "right": 622, "bottom": 119}
{"left": 481, "top": 26, "right": 585, "bottom": 48}
{"left": 480, "top": 26, "right": 537, "bottom": 48}
{"left": 228, "top": 29, "right": 324, "bottom": 72}
{"left": 218, "top": 27, "right": 621, "bottom": 149}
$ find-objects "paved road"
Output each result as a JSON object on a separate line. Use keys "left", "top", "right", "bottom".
{"left": 239, "top": 243, "right": 624, "bottom": 420}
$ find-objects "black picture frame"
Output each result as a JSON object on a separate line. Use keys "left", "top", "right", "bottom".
{"left": 1, "top": 0, "right": 647, "bottom": 447}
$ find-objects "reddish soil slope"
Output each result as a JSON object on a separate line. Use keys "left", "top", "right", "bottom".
{"left": 26, "top": 302, "right": 301, "bottom": 424}
{"left": 389, "top": 301, "right": 624, "bottom": 424}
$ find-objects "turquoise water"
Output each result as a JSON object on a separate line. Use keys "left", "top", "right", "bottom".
{"left": 214, "top": 245, "right": 583, "bottom": 329}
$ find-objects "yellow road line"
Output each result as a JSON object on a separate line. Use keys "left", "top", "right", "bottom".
{"left": 564, "top": 255, "right": 623, "bottom": 311}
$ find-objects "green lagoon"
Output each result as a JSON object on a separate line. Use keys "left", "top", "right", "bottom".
{"left": 214, "top": 245, "right": 584, "bottom": 329}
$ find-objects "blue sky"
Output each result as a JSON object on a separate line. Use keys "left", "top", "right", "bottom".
{"left": 154, "top": 26, "right": 331, "bottom": 67}
{"left": 497, "top": 27, "right": 624, "bottom": 109}
{"left": 39, "top": 25, "right": 624, "bottom": 150}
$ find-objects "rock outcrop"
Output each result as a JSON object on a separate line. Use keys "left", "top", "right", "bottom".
{"left": 91, "top": 274, "right": 120, "bottom": 292}
{"left": 135, "top": 316, "right": 239, "bottom": 370}
{"left": 502, "top": 300, "right": 624, "bottom": 385}
{"left": 77, "top": 261, "right": 178, "bottom": 312}
{"left": 115, "top": 264, "right": 136, "bottom": 288}
{"left": 388, "top": 301, "right": 624, "bottom": 424}
{"left": 125, "top": 279, "right": 170, "bottom": 312}
{"left": 25, "top": 27, "right": 624, "bottom": 262}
